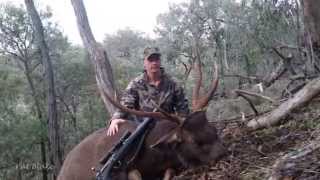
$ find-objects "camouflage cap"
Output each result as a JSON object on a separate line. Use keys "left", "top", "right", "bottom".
{"left": 143, "top": 47, "right": 161, "bottom": 59}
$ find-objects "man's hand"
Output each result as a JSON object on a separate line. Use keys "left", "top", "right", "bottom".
{"left": 106, "top": 118, "right": 126, "bottom": 136}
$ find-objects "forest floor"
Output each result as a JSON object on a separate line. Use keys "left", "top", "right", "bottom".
{"left": 173, "top": 99, "right": 320, "bottom": 180}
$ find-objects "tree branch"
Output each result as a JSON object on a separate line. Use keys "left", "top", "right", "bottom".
{"left": 234, "top": 89, "right": 275, "bottom": 103}
{"left": 70, "top": 0, "right": 118, "bottom": 115}
{"left": 236, "top": 93, "right": 259, "bottom": 116}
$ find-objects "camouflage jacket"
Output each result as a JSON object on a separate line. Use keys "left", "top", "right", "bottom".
{"left": 111, "top": 68, "right": 190, "bottom": 122}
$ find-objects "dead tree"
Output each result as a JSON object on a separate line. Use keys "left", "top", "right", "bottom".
{"left": 70, "top": 0, "right": 117, "bottom": 115}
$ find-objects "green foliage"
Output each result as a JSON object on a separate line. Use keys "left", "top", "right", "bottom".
{"left": 0, "top": 60, "right": 45, "bottom": 179}
{"left": 155, "top": 0, "right": 300, "bottom": 93}
{"left": 0, "top": 3, "right": 32, "bottom": 52}
{"left": 0, "top": 2, "right": 108, "bottom": 179}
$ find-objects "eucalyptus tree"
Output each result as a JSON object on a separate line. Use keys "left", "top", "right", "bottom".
{"left": 0, "top": 3, "right": 51, "bottom": 179}
{"left": 302, "top": 0, "right": 320, "bottom": 74}
{"left": 0, "top": 57, "right": 33, "bottom": 179}
{"left": 155, "top": 0, "right": 225, "bottom": 94}
{"left": 25, "top": 0, "right": 63, "bottom": 177}
{"left": 224, "top": 1, "right": 299, "bottom": 81}
{"left": 0, "top": 2, "right": 77, "bottom": 179}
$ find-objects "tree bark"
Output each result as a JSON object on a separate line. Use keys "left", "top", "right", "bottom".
{"left": 302, "top": 0, "right": 320, "bottom": 74}
{"left": 40, "top": 141, "right": 48, "bottom": 180}
{"left": 24, "top": 0, "right": 62, "bottom": 178}
{"left": 262, "top": 58, "right": 287, "bottom": 88}
{"left": 70, "top": 0, "right": 117, "bottom": 115}
{"left": 24, "top": 62, "right": 48, "bottom": 180}
{"left": 234, "top": 89, "right": 275, "bottom": 103}
{"left": 247, "top": 77, "right": 320, "bottom": 130}
{"left": 303, "top": 0, "right": 320, "bottom": 48}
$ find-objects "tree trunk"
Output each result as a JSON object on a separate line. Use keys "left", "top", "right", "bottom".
{"left": 40, "top": 141, "right": 48, "bottom": 180}
{"left": 223, "top": 39, "right": 229, "bottom": 70}
{"left": 24, "top": 62, "right": 48, "bottom": 180}
{"left": 16, "top": 158, "right": 22, "bottom": 180}
{"left": 244, "top": 54, "right": 252, "bottom": 82}
{"left": 303, "top": 0, "right": 320, "bottom": 48}
{"left": 247, "top": 77, "right": 320, "bottom": 130}
{"left": 70, "top": 0, "right": 117, "bottom": 115}
{"left": 24, "top": 0, "right": 62, "bottom": 178}
{"left": 88, "top": 99, "right": 94, "bottom": 132}
{"left": 262, "top": 60, "right": 287, "bottom": 88}
{"left": 302, "top": 0, "right": 320, "bottom": 73}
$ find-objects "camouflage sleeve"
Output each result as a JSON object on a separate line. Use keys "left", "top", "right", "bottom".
{"left": 111, "top": 81, "right": 139, "bottom": 120}
{"left": 172, "top": 83, "right": 190, "bottom": 115}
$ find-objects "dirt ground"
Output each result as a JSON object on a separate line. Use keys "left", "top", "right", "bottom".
{"left": 173, "top": 100, "right": 320, "bottom": 180}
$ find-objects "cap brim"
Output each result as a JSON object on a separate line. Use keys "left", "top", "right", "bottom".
{"left": 146, "top": 53, "right": 161, "bottom": 59}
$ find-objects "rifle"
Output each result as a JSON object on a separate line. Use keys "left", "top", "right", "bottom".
{"left": 96, "top": 118, "right": 153, "bottom": 180}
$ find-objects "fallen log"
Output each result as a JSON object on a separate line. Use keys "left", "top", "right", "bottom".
{"left": 247, "top": 77, "right": 320, "bottom": 130}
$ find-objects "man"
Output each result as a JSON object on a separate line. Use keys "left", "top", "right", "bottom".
{"left": 107, "top": 47, "right": 189, "bottom": 136}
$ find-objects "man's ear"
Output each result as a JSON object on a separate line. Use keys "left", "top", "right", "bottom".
{"left": 150, "top": 128, "right": 182, "bottom": 149}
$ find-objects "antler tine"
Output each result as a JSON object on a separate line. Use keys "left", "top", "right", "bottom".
{"left": 104, "top": 89, "right": 181, "bottom": 124}
{"left": 192, "top": 61, "right": 219, "bottom": 111}
{"left": 149, "top": 100, "right": 183, "bottom": 124}
{"left": 192, "top": 58, "right": 202, "bottom": 110}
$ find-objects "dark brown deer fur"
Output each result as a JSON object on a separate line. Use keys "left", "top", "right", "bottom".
{"left": 58, "top": 111, "right": 226, "bottom": 180}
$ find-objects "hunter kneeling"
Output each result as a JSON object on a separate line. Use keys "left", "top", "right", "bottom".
{"left": 58, "top": 47, "right": 227, "bottom": 180}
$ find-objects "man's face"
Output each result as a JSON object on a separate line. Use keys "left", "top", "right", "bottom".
{"left": 144, "top": 54, "right": 161, "bottom": 73}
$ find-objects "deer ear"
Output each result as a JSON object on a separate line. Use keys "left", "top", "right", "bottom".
{"left": 150, "top": 129, "right": 182, "bottom": 149}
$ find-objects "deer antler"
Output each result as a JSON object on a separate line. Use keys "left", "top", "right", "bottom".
{"left": 149, "top": 100, "right": 184, "bottom": 124}
{"left": 192, "top": 61, "right": 219, "bottom": 111}
{"left": 192, "top": 59, "right": 203, "bottom": 109}
{"left": 104, "top": 89, "right": 182, "bottom": 124}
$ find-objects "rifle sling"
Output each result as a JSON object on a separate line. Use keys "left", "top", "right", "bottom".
{"left": 126, "top": 124, "right": 150, "bottom": 166}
